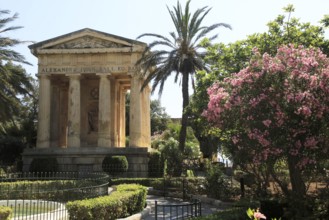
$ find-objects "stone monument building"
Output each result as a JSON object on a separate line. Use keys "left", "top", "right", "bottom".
{"left": 22, "top": 28, "right": 151, "bottom": 176}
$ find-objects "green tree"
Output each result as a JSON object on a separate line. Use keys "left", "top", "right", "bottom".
{"left": 137, "top": 0, "right": 231, "bottom": 152}
{"left": 0, "top": 77, "right": 37, "bottom": 165}
{"left": 0, "top": 10, "right": 33, "bottom": 123}
{"left": 160, "top": 121, "right": 200, "bottom": 157}
{"left": 204, "top": 45, "right": 329, "bottom": 216}
{"left": 189, "top": 4, "right": 329, "bottom": 158}
{"left": 150, "top": 99, "right": 171, "bottom": 135}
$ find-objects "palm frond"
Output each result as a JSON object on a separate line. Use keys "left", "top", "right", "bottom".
{"left": 137, "top": 0, "right": 231, "bottom": 99}
{"left": 192, "top": 23, "right": 231, "bottom": 46}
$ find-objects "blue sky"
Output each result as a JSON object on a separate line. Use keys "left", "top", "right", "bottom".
{"left": 2, "top": 0, "right": 329, "bottom": 117}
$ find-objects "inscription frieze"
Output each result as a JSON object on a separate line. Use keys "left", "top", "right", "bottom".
{"left": 40, "top": 65, "right": 137, "bottom": 74}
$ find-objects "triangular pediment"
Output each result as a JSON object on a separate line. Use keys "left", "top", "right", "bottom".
{"left": 29, "top": 28, "right": 146, "bottom": 56}
{"left": 47, "top": 35, "right": 127, "bottom": 49}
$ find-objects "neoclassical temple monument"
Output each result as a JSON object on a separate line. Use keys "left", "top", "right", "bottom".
{"left": 22, "top": 29, "right": 151, "bottom": 176}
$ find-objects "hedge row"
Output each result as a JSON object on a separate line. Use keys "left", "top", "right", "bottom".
{"left": 0, "top": 180, "right": 100, "bottom": 201}
{"left": 109, "top": 177, "right": 160, "bottom": 186}
{"left": 66, "top": 184, "right": 147, "bottom": 220}
{"left": 110, "top": 177, "right": 207, "bottom": 196}
{"left": 0, "top": 206, "right": 12, "bottom": 220}
{"left": 193, "top": 207, "right": 245, "bottom": 220}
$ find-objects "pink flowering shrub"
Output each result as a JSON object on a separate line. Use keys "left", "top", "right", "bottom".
{"left": 203, "top": 45, "right": 329, "bottom": 196}
{"left": 247, "top": 208, "right": 267, "bottom": 220}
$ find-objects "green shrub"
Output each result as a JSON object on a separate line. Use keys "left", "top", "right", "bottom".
{"left": 116, "top": 184, "right": 148, "bottom": 213}
{"left": 159, "top": 138, "right": 183, "bottom": 176}
{"left": 111, "top": 177, "right": 206, "bottom": 196}
{"left": 66, "top": 184, "right": 147, "bottom": 220}
{"left": 110, "top": 177, "right": 159, "bottom": 186}
{"left": 0, "top": 167, "right": 6, "bottom": 177}
{"left": 0, "top": 180, "right": 100, "bottom": 201}
{"left": 205, "top": 163, "right": 239, "bottom": 201}
{"left": 186, "top": 169, "right": 194, "bottom": 177}
{"left": 0, "top": 206, "right": 12, "bottom": 220}
{"left": 148, "top": 151, "right": 163, "bottom": 177}
{"left": 149, "top": 177, "right": 206, "bottom": 195}
{"left": 193, "top": 207, "right": 245, "bottom": 220}
{"left": 29, "top": 158, "right": 58, "bottom": 173}
{"left": 102, "top": 155, "right": 128, "bottom": 176}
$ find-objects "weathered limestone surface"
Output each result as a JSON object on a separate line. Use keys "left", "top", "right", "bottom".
{"left": 97, "top": 74, "right": 112, "bottom": 147}
{"left": 36, "top": 74, "right": 51, "bottom": 148}
{"left": 67, "top": 74, "right": 81, "bottom": 147}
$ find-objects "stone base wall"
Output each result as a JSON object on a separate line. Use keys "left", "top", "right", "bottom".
{"left": 22, "top": 147, "right": 149, "bottom": 177}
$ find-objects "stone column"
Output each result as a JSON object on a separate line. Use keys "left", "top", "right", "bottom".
{"left": 129, "top": 73, "right": 143, "bottom": 147}
{"left": 97, "top": 74, "right": 111, "bottom": 147}
{"left": 59, "top": 86, "right": 68, "bottom": 148}
{"left": 119, "top": 88, "right": 126, "bottom": 147}
{"left": 114, "top": 84, "right": 120, "bottom": 146}
{"left": 67, "top": 74, "right": 81, "bottom": 147}
{"left": 142, "top": 85, "right": 151, "bottom": 146}
{"left": 36, "top": 74, "right": 51, "bottom": 148}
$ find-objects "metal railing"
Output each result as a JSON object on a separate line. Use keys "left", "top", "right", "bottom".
{"left": 0, "top": 171, "right": 109, "bottom": 220}
{"left": 155, "top": 199, "right": 202, "bottom": 220}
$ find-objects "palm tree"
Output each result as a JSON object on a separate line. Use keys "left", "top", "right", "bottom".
{"left": 0, "top": 10, "right": 33, "bottom": 123}
{"left": 137, "top": 0, "right": 231, "bottom": 152}
{"left": 0, "top": 10, "right": 30, "bottom": 64}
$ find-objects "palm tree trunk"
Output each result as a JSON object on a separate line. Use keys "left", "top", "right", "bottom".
{"left": 179, "top": 72, "right": 189, "bottom": 152}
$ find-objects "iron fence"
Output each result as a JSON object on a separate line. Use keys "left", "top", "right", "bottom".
{"left": 155, "top": 199, "right": 202, "bottom": 220}
{"left": 0, "top": 171, "right": 109, "bottom": 220}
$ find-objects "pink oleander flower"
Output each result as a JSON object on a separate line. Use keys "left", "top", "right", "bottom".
{"left": 247, "top": 208, "right": 267, "bottom": 220}
{"left": 262, "top": 119, "right": 272, "bottom": 128}
{"left": 254, "top": 211, "right": 267, "bottom": 219}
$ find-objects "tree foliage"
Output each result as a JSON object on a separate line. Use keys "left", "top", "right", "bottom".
{"left": 204, "top": 45, "right": 329, "bottom": 199}
{"left": 0, "top": 10, "right": 33, "bottom": 123}
{"left": 150, "top": 99, "right": 171, "bottom": 135}
{"left": 0, "top": 10, "right": 36, "bottom": 165}
{"left": 189, "top": 4, "right": 329, "bottom": 159}
{"left": 137, "top": 0, "right": 231, "bottom": 152}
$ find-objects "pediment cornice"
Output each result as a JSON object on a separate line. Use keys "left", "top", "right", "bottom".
{"left": 29, "top": 28, "right": 146, "bottom": 56}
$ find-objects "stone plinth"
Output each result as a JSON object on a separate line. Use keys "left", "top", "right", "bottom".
{"left": 22, "top": 147, "right": 149, "bottom": 177}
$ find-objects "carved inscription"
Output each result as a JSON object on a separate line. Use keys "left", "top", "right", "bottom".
{"left": 40, "top": 66, "right": 137, "bottom": 74}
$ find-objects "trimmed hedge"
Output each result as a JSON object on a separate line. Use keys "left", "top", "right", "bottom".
{"left": 0, "top": 206, "right": 12, "bottom": 220}
{"left": 102, "top": 155, "right": 128, "bottom": 176}
{"left": 0, "top": 180, "right": 100, "bottom": 201}
{"left": 110, "top": 177, "right": 206, "bottom": 195}
{"left": 193, "top": 207, "right": 245, "bottom": 220}
{"left": 148, "top": 151, "right": 163, "bottom": 177}
{"left": 66, "top": 184, "right": 147, "bottom": 220}
{"left": 110, "top": 177, "right": 160, "bottom": 186}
